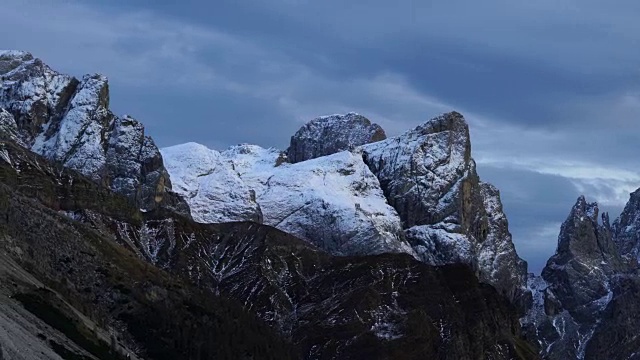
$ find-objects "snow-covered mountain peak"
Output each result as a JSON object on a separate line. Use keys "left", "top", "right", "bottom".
{"left": 286, "top": 112, "right": 386, "bottom": 163}
{"left": 361, "top": 111, "right": 473, "bottom": 230}
{"left": 162, "top": 139, "right": 417, "bottom": 256}
{"left": 0, "top": 50, "right": 183, "bottom": 212}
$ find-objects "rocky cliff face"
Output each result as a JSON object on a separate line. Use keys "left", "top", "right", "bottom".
{"left": 522, "top": 195, "right": 640, "bottom": 359}
{"left": 0, "top": 139, "right": 539, "bottom": 359}
{"left": 0, "top": 50, "right": 184, "bottom": 213}
{"left": 286, "top": 112, "right": 386, "bottom": 163}
{"left": 362, "top": 112, "right": 528, "bottom": 304}
{"left": 361, "top": 112, "right": 476, "bottom": 230}
{"left": 478, "top": 183, "right": 529, "bottom": 305}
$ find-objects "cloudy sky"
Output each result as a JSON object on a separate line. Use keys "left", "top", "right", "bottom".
{"left": 3, "top": 0, "right": 639, "bottom": 273}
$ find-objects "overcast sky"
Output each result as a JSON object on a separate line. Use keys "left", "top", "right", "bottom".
{"left": 3, "top": 0, "right": 639, "bottom": 273}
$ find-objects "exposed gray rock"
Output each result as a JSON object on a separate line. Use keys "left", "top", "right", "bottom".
{"left": 361, "top": 112, "right": 483, "bottom": 233}
{"left": 286, "top": 112, "right": 386, "bottom": 163}
{"left": 0, "top": 51, "right": 78, "bottom": 143}
{"left": 542, "top": 197, "right": 623, "bottom": 314}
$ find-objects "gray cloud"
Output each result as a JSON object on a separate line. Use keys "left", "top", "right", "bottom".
{"left": 2, "top": 0, "right": 639, "bottom": 274}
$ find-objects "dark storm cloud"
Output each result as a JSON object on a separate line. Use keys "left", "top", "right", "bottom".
{"left": 2, "top": 0, "right": 640, "bottom": 273}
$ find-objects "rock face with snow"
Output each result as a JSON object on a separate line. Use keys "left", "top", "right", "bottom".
{"left": 0, "top": 109, "right": 23, "bottom": 146}
{"left": 542, "top": 197, "right": 623, "bottom": 314}
{"left": 477, "top": 183, "right": 529, "bottom": 304}
{"left": 362, "top": 112, "right": 528, "bottom": 304}
{"left": 161, "top": 142, "right": 262, "bottom": 223}
{"left": 522, "top": 196, "right": 633, "bottom": 359}
{"left": 286, "top": 112, "right": 386, "bottom": 163}
{"left": 362, "top": 112, "right": 480, "bottom": 231}
{"left": 0, "top": 50, "right": 183, "bottom": 212}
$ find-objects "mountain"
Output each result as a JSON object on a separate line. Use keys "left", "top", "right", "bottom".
{"left": 163, "top": 111, "right": 530, "bottom": 307}
{"left": 613, "top": 188, "right": 640, "bottom": 264}
{"left": 0, "top": 134, "right": 537, "bottom": 359}
{"left": 0, "top": 50, "right": 539, "bottom": 359}
{"left": 522, "top": 195, "right": 640, "bottom": 359}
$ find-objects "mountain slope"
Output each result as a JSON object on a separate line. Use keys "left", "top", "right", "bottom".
{"left": 0, "top": 140, "right": 296, "bottom": 360}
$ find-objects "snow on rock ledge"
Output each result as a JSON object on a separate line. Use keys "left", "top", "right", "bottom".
{"left": 362, "top": 112, "right": 528, "bottom": 304}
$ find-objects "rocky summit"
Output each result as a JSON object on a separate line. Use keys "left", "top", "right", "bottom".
{"left": 521, "top": 194, "right": 640, "bottom": 360}
{"left": 286, "top": 112, "right": 386, "bottom": 163}
{"left": 11, "top": 49, "right": 640, "bottom": 360}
